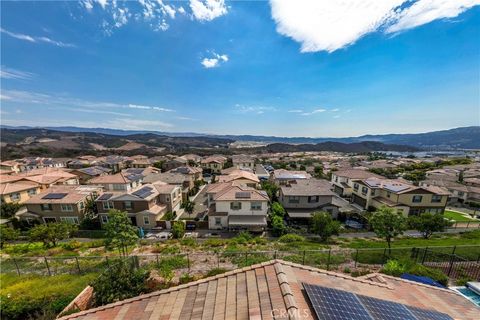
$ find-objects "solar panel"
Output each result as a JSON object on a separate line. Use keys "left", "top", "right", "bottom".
{"left": 303, "top": 284, "right": 453, "bottom": 320}
{"left": 42, "top": 193, "right": 68, "bottom": 199}
{"left": 384, "top": 183, "right": 410, "bottom": 192}
{"left": 97, "top": 193, "right": 113, "bottom": 201}
{"left": 357, "top": 295, "right": 416, "bottom": 320}
{"left": 407, "top": 306, "right": 453, "bottom": 320}
{"left": 132, "top": 186, "right": 153, "bottom": 199}
{"left": 235, "top": 192, "right": 251, "bottom": 199}
{"left": 303, "top": 283, "right": 371, "bottom": 320}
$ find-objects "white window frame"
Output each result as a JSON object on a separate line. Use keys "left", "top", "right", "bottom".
{"left": 250, "top": 202, "right": 262, "bottom": 210}
{"left": 431, "top": 195, "right": 442, "bottom": 203}
{"left": 124, "top": 201, "right": 133, "bottom": 210}
{"left": 412, "top": 195, "right": 423, "bottom": 203}
{"left": 60, "top": 216, "right": 79, "bottom": 224}
{"left": 288, "top": 196, "right": 300, "bottom": 204}
{"left": 143, "top": 216, "right": 150, "bottom": 225}
{"left": 103, "top": 201, "right": 114, "bottom": 210}
{"left": 101, "top": 215, "right": 109, "bottom": 224}
{"left": 230, "top": 202, "right": 242, "bottom": 210}
{"left": 41, "top": 203, "right": 53, "bottom": 211}
{"left": 43, "top": 217, "right": 57, "bottom": 223}
{"left": 61, "top": 204, "right": 74, "bottom": 212}
{"left": 215, "top": 217, "right": 222, "bottom": 225}
{"left": 27, "top": 189, "right": 37, "bottom": 196}
{"left": 10, "top": 193, "right": 20, "bottom": 201}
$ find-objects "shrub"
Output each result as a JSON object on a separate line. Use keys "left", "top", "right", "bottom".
{"left": 179, "top": 273, "right": 194, "bottom": 284}
{"left": 232, "top": 231, "right": 253, "bottom": 244}
{"left": 203, "top": 239, "right": 225, "bottom": 247}
{"left": 278, "top": 234, "right": 305, "bottom": 243}
{"left": 382, "top": 259, "right": 407, "bottom": 277}
{"left": 180, "top": 238, "right": 197, "bottom": 247}
{"left": 343, "top": 267, "right": 351, "bottom": 274}
{"left": 456, "top": 277, "right": 473, "bottom": 286}
{"left": 206, "top": 268, "right": 228, "bottom": 277}
{"left": 171, "top": 222, "right": 186, "bottom": 239}
{"left": 91, "top": 261, "right": 149, "bottom": 306}
{"left": 408, "top": 264, "right": 448, "bottom": 286}
{"left": 60, "top": 240, "right": 83, "bottom": 251}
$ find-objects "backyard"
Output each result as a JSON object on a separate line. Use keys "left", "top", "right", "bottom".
{"left": 444, "top": 209, "right": 478, "bottom": 222}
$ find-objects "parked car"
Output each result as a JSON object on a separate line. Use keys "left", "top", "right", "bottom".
{"left": 183, "top": 232, "right": 199, "bottom": 238}
{"left": 203, "top": 232, "right": 221, "bottom": 238}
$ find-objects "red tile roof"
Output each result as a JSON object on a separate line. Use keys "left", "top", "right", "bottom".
{"left": 59, "top": 260, "right": 479, "bottom": 320}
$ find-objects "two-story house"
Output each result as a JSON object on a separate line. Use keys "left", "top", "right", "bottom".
{"left": 217, "top": 169, "right": 260, "bottom": 188}
{"left": 96, "top": 183, "right": 182, "bottom": 229}
{"left": 201, "top": 156, "right": 227, "bottom": 174}
{"left": 23, "top": 185, "right": 102, "bottom": 224}
{"left": 279, "top": 179, "right": 339, "bottom": 222}
{"left": 351, "top": 178, "right": 449, "bottom": 216}
{"left": 0, "top": 181, "right": 41, "bottom": 204}
{"left": 162, "top": 157, "right": 188, "bottom": 171}
{"left": 232, "top": 155, "right": 255, "bottom": 170}
{"left": 168, "top": 166, "right": 203, "bottom": 190}
{"left": 270, "top": 169, "right": 312, "bottom": 185}
{"left": 331, "top": 169, "right": 382, "bottom": 197}
{"left": 88, "top": 172, "right": 143, "bottom": 192}
{"left": 208, "top": 185, "right": 269, "bottom": 231}
{"left": 69, "top": 166, "right": 112, "bottom": 184}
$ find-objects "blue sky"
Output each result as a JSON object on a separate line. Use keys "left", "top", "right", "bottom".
{"left": 1, "top": 0, "right": 479, "bottom": 137}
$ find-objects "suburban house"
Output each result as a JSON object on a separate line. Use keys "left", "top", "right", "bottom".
{"left": 201, "top": 155, "right": 227, "bottom": 174}
{"left": 232, "top": 154, "right": 255, "bottom": 170}
{"left": 129, "top": 158, "right": 152, "bottom": 168}
{"left": 0, "top": 168, "right": 79, "bottom": 190}
{"left": 331, "top": 169, "right": 383, "bottom": 197}
{"left": 168, "top": 166, "right": 203, "bottom": 190}
{"left": 179, "top": 154, "right": 203, "bottom": 164}
{"left": 350, "top": 177, "right": 449, "bottom": 216}
{"left": 69, "top": 166, "right": 112, "bottom": 184}
{"left": 22, "top": 185, "right": 102, "bottom": 224}
{"left": 279, "top": 179, "right": 339, "bottom": 221}
{"left": 143, "top": 172, "right": 191, "bottom": 200}
{"left": 217, "top": 169, "right": 260, "bottom": 188}
{"left": 420, "top": 178, "right": 480, "bottom": 204}
{"left": 162, "top": 157, "right": 188, "bottom": 171}
{"left": 208, "top": 184, "right": 269, "bottom": 231}
{"left": 59, "top": 260, "right": 479, "bottom": 320}
{"left": 88, "top": 172, "right": 143, "bottom": 192}
{"left": 270, "top": 169, "right": 312, "bottom": 185}
{"left": 96, "top": 183, "right": 182, "bottom": 228}
{"left": 0, "top": 160, "right": 21, "bottom": 173}
{"left": 0, "top": 181, "right": 41, "bottom": 204}
{"left": 97, "top": 156, "right": 129, "bottom": 173}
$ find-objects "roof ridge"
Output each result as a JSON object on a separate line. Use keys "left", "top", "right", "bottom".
{"left": 376, "top": 273, "right": 463, "bottom": 295}
{"left": 274, "top": 259, "right": 393, "bottom": 289}
{"left": 58, "top": 260, "right": 279, "bottom": 320}
{"left": 273, "top": 262, "right": 300, "bottom": 320}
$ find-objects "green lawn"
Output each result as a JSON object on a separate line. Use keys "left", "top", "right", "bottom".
{"left": 444, "top": 210, "right": 477, "bottom": 222}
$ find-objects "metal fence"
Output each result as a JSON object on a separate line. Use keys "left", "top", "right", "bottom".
{"left": 2, "top": 245, "right": 479, "bottom": 280}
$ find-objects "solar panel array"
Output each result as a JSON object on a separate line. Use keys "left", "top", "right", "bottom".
{"left": 235, "top": 192, "right": 251, "bottom": 199}
{"left": 41, "top": 193, "right": 68, "bottom": 200}
{"left": 97, "top": 193, "right": 113, "bottom": 201}
{"left": 132, "top": 186, "right": 154, "bottom": 199}
{"left": 303, "top": 283, "right": 453, "bottom": 320}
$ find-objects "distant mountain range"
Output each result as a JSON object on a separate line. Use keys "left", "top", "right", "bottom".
{"left": 1, "top": 126, "right": 479, "bottom": 150}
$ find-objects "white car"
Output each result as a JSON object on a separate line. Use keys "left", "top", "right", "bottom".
{"left": 183, "top": 232, "right": 199, "bottom": 238}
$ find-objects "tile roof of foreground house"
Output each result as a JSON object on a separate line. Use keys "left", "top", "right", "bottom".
{"left": 217, "top": 169, "right": 260, "bottom": 183}
{"left": 273, "top": 169, "right": 312, "bottom": 180}
{"left": 0, "top": 181, "right": 39, "bottom": 195}
{"left": 88, "top": 172, "right": 143, "bottom": 184}
{"left": 59, "top": 259, "right": 479, "bottom": 320}
{"left": 280, "top": 179, "right": 334, "bottom": 197}
{"left": 214, "top": 185, "right": 269, "bottom": 202}
{"left": 25, "top": 185, "right": 102, "bottom": 205}
{"left": 333, "top": 169, "right": 383, "bottom": 180}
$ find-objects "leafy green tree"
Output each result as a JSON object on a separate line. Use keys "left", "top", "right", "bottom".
{"left": 91, "top": 260, "right": 148, "bottom": 306}
{"left": 163, "top": 211, "right": 175, "bottom": 220}
{"left": 261, "top": 181, "right": 279, "bottom": 202}
{"left": 0, "top": 225, "right": 20, "bottom": 249}
{"left": 104, "top": 210, "right": 138, "bottom": 256}
{"left": 29, "top": 222, "right": 78, "bottom": 248}
{"left": 408, "top": 213, "right": 453, "bottom": 239}
{"left": 314, "top": 165, "right": 323, "bottom": 177}
{"left": 271, "top": 202, "right": 286, "bottom": 218}
{"left": 369, "top": 206, "right": 407, "bottom": 253}
{"left": 271, "top": 215, "right": 287, "bottom": 236}
{"left": 310, "top": 212, "right": 341, "bottom": 242}
{"left": 153, "top": 161, "right": 164, "bottom": 170}
{"left": 1, "top": 202, "right": 21, "bottom": 219}
{"left": 171, "top": 221, "right": 185, "bottom": 239}
{"left": 181, "top": 199, "right": 195, "bottom": 218}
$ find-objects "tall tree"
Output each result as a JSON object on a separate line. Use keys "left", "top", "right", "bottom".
{"left": 182, "top": 199, "right": 195, "bottom": 218}
{"left": 0, "top": 202, "right": 21, "bottom": 219}
{"left": 408, "top": 213, "right": 453, "bottom": 239}
{"left": 369, "top": 206, "right": 407, "bottom": 254}
{"left": 104, "top": 210, "right": 138, "bottom": 256}
{"left": 29, "top": 222, "right": 78, "bottom": 248}
{"left": 310, "top": 212, "right": 341, "bottom": 242}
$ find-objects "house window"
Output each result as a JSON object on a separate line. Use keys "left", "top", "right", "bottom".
{"left": 124, "top": 201, "right": 133, "bottom": 210}
{"left": 458, "top": 191, "right": 464, "bottom": 197}
{"left": 60, "top": 217, "right": 79, "bottom": 224}
{"left": 353, "top": 183, "right": 359, "bottom": 191}
{"left": 215, "top": 217, "right": 222, "bottom": 226}
{"left": 412, "top": 195, "right": 423, "bottom": 203}
{"left": 288, "top": 196, "right": 300, "bottom": 204}
{"left": 387, "top": 192, "right": 391, "bottom": 198}
{"left": 9, "top": 192, "right": 21, "bottom": 201}
{"left": 371, "top": 189, "right": 376, "bottom": 196}
{"left": 41, "top": 204, "right": 53, "bottom": 211}
{"left": 27, "top": 189, "right": 37, "bottom": 196}
{"left": 335, "top": 177, "right": 338, "bottom": 182}
{"left": 251, "top": 202, "right": 262, "bottom": 210}
{"left": 431, "top": 195, "right": 442, "bottom": 203}
{"left": 79, "top": 202, "right": 85, "bottom": 209}
{"left": 103, "top": 201, "right": 114, "bottom": 210}
{"left": 101, "top": 215, "right": 108, "bottom": 224}
{"left": 44, "top": 217, "right": 57, "bottom": 223}
{"left": 61, "top": 204, "right": 74, "bottom": 212}
{"left": 143, "top": 216, "right": 150, "bottom": 225}
{"left": 308, "top": 196, "right": 319, "bottom": 203}
{"left": 113, "top": 184, "right": 126, "bottom": 191}
{"left": 361, "top": 187, "right": 368, "bottom": 195}
{"left": 230, "top": 202, "right": 241, "bottom": 210}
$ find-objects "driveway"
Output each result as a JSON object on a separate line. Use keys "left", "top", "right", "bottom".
{"left": 181, "top": 184, "right": 208, "bottom": 219}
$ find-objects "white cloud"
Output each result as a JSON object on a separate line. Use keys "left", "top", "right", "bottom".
{"left": 330, "top": 108, "right": 340, "bottom": 112}
{"left": 1, "top": 89, "right": 175, "bottom": 113}
{"left": 301, "top": 108, "right": 326, "bottom": 116}
{"left": 234, "top": 104, "right": 276, "bottom": 114}
{"left": 0, "top": 66, "right": 35, "bottom": 80}
{"left": 201, "top": 51, "right": 229, "bottom": 68}
{"left": 0, "top": 28, "right": 75, "bottom": 47}
{"left": 190, "top": 0, "right": 228, "bottom": 21}
{"left": 288, "top": 109, "right": 304, "bottom": 113}
{"left": 178, "top": 6, "right": 186, "bottom": 14}
{"left": 269, "top": 0, "right": 480, "bottom": 53}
